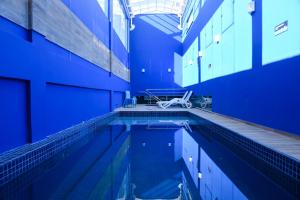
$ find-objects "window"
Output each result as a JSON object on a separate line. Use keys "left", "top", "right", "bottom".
{"left": 97, "top": 0, "right": 108, "bottom": 16}
{"left": 113, "top": 0, "right": 128, "bottom": 50}
{"left": 201, "top": 0, "right": 207, "bottom": 8}
{"left": 127, "top": 0, "right": 187, "bottom": 16}
{"left": 182, "top": 0, "right": 201, "bottom": 40}
{"left": 200, "top": 0, "right": 252, "bottom": 82}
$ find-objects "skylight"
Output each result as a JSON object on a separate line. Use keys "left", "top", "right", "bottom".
{"left": 127, "top": 0, "right": 187, "bottom": 16}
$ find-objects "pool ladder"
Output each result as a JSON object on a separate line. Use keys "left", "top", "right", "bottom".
{"left": 142, "top": 88, "right": 187, "bottom": 105}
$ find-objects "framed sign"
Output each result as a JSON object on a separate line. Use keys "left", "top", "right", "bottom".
{"left": 274, "top": 21, "right": 288, "bottom": 36}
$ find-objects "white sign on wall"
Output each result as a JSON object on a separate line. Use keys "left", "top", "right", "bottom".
{"left": 274, "top": 21, "right": 288, "bottom": 36}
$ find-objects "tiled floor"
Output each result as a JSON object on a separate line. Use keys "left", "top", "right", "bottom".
{"left": 116, "top": 104, "right": 300, "bottom": 161}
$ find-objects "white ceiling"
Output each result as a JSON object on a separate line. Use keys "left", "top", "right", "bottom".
{"left": 126, "top": 0, "right": 188, "bottom": 16}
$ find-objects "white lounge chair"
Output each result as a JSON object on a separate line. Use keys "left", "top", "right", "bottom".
{"left": 157, "top": 91, "right": 193, "bottom": 109}
{"left": 200, "top": 96, "right": 212, "bottom": 109}
{"left": 156, "top": 91, "right": 188, "bottom": 108}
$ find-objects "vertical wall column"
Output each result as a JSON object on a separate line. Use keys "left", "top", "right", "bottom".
{"left": 252, "top": 0, "right": 262, "bottom": 70}
{"left": 29, "top": 79, "right": 46, "bottom": 142}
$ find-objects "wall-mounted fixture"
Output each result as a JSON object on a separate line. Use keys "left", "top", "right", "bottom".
{"left": 214, "top": 34, "right": 221, "bottom": 44}
{"left": 141, "top": 68, "right": 145, "bottom": 73}
{"left": 274, "top": 21, "right": 288, "bottom": 36}
{"left": 198, "top": 51, "right": 204, "bottom": 58}
{"left": 247, "top": 1, "right": 255, "bottom": 15}
{"left": 177, "top": 14, "right": 183, "bottom": 30}
{"left": 189, "top": 156, "right": 193, "bottom": 162}
{"left": 168, "top": 68, "right": 172, "bottom": 72}
{"left": 189, "top": 60, "right": 193, "bottom": 65}
{"left": 130, "top": 16, "right": 135, "bottom": 31}
{"left": 198, "top": 172, "right": 203, "bottom": 179}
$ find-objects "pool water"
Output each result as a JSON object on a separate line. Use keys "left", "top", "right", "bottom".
{"left": 0, "top": 116, "right": 298, "bottom": 200}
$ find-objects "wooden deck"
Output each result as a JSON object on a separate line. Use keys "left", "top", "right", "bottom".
{"left": 116, "top": 104, "right": 300, "bottom": 161}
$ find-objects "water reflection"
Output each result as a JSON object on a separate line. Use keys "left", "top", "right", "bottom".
{"left": 121, "top": 123, "right": 296, "bottom": 200}
{"left": 1, "top": 121, "right": 298, "bottom": 200}
{"left": 128, "top": 126, "right": 247, "bottom": 199}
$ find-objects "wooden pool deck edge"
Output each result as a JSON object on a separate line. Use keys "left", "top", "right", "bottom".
{"left": 116, "top": 105, "right": 300, "bottom": 162}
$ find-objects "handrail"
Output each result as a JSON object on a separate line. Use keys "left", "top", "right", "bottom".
{"left": 146, "top": 88, "right": 186, "bottom": 95}
{"left": 144, "top": 90, "right": 161, "bottom": 102}
{"left": 140, "top": 88, "right": 187, "bottom": 104}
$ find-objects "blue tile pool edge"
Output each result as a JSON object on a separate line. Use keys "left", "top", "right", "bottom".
{"left": 0, "top": 112, "right": 118, "bottom": 186}
{"left": 0, "top": 110, "right": 299, "bottom": 188}
{"left": 186, "top": 112, "right": 300, "bottom": 182}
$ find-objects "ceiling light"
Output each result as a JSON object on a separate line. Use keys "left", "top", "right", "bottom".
{"left": 198, "top": 51, "right": 204, "bottom": 58}
{"left": 198, "top": 172, "right": 202, "bottom": 179}
{"left": 214, "top": 34, "right": 221, "bottom": 44}
{"left": 130, "top": 17, "right": 135, "bottom": 31}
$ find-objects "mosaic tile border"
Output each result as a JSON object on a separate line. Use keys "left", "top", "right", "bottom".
{"left": 193, "top": 124, "right": 299, "bottom": 197}
{"left": 187, "top": 112, "right": 300, "bottom": 182}
{"left": 1, "top": 110, "right": 299, "bottom": 189}
{"left": 0, "top": 112, "right": 117, "bottom": 186}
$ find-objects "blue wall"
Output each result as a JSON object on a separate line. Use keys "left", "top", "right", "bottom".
{"left": 130, "top": 14, "right": 183, "bottom": 95}
{"left": 130, "top": 1, "right": 300, "bottom": 135}
{"left": 0, "top": 78, "right": 29, "bottom": 152}
{"left": 0, "top": 0, "right": 129, "bottom": 153}
{"left": 184, "top": 0, "right": 300, "bottom": 135}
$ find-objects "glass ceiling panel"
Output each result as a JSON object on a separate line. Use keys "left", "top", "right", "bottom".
{"left": 127, "top": 0, "right": 187, "bottom": 16}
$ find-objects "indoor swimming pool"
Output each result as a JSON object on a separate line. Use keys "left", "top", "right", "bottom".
{"left": 1, "top": 0, "right": 300, "bottom": 199}
{"left": 0, "top": 113, "right": 299, "bottom": 200}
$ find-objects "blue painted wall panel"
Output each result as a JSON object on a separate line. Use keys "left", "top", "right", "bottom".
{"left": 0, "top": 16, "right": 28, "bottom": 40}
{"left": 0, "top": 1, "right": 129, "bottom": 153}
{"left": 45, "top": 83, "right": 110, "bottom": 136}
{"left": 130, "top": 14, "right": 183, "bottom": 95}
{"left": 0, "top": 78, "right": 29, "bottom": 152}
{"left": 112, "top": 91, "right": 124, "bottom": 110}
